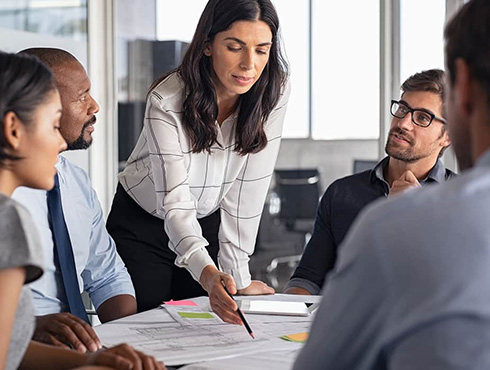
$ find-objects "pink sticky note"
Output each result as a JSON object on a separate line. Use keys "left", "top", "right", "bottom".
{"left": 164, "top": 299, "right": 198, "bottom": 306}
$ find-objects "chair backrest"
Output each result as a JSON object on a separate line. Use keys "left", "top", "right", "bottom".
{"left": 353, "top": 159, "right": 378, "bottom": 174}
{"left": 274, "top": 169, "right": 320, "bottom": 227}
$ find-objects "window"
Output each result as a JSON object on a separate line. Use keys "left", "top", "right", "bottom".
{"left": 272, "top": 0, "right": 310, "bottom": 138}
{"left": 156, "top": 0, "right": 207, "bottom": 42}
{"left": 311, "top": 0, "right": 380, "bottom": 140}
{"left": 0, "top": 0, "right": 87, "bottom": 41}
{"left": 400, "top": 0, "right": 445, "bottom": 85}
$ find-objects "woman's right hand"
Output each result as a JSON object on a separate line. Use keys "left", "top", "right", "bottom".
{"left": 199, "top": 266, "right": 242, "bottom": 325}
{"left": 84, "top": 343, "right": 165, "bottom": 370}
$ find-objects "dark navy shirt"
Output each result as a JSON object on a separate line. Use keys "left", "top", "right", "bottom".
{"left": 285, "top": 157, "right": 456, "bottom": 294}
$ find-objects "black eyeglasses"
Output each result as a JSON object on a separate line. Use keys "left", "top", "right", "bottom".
{"left": 390, "top": 100, "right": 447, "bottom": 127}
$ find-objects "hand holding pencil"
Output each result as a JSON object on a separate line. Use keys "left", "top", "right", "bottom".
{"left": 222, "top": 283, "right": 255, "bottom": 339}
{"left": 199, "top": 265, "right": 243, "bottom": 325}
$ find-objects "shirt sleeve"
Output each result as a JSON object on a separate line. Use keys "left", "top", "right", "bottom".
{"left": 81, "top": 185, "right": 135, "bottom": 309}
{"left": 218, "top": 80, "right": 291, "bottom": 289}
{"left": 286, "top": 187, "right": 338, "bottom": 293}
{"left": 145, "top": 93, "right": 216, "bottom": 282}
{"left": 0, "top": 199, "right": 43, "bottom": 284}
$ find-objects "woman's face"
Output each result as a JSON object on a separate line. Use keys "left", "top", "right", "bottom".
{"left": 205, "top": 19, "right": 273, "bottom": 101}
{"left": 16, "top": 90, "right": 67, "bottom": 190}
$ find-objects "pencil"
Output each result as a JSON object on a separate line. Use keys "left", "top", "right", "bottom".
{"left": 222, "top": 284, "right": 255, "bottom": 339}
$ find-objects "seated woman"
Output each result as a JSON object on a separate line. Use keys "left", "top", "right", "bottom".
{"left": 0, "top": 51, "right": 164, "bottom": 370}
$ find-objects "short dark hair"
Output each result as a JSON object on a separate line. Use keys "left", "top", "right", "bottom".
{"left": 445, "top": 0, "right": 490, "bottom": 106}
{"left": 18, "top": 47, "right": 78, "bottom": 70}
{"left": 0, "top": 51, "right": 57, "bottom": 164}
{"left": 150, "top": 0, "right": 288, "bottom": 155}
{"left": 401, "top": 69, "right": 446, "bottom": 118}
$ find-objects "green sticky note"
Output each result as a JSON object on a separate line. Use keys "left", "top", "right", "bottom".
{"left": 178, "top": 311, "right": 214, "bottom": 319}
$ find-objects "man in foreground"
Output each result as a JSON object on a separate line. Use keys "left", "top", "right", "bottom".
{"left": 294, "top": 1, "right": 490, "bottom": 368}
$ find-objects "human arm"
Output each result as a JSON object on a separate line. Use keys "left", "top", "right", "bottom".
{"left": 81, "top": 183, "right": 136, "bottom": 320}
{"left": 96, "top": 295, "right": 137, "bottom": 323}
{"left": 389, "top": 170, "right": 421, "bottom": 197}
{"left": 0, "top": 268, "right": 25, "bottom": 369}
{"left": 284, "top": 189, "right": 337, "bottom": 295}
{"left": 20, "top": 341, "right": 165, "bottom": 370}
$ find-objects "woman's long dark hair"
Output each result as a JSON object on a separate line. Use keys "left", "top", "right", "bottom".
{"left": 0, "top": 51, "right": 56, "bottom": 163}
{"left": 150, "top": 0, "right": 288, "bottom": 155}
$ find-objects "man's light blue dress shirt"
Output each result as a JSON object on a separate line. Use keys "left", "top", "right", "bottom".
{"left": 13, "top": 155, "right": 135, "bottom": 315}
{"left": 294, "top": 149, "right": 490, "bottom": 370}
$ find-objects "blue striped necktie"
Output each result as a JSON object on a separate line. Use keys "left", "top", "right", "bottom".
{"left": 47, "top": 174, "right": 90, "bottom": 323}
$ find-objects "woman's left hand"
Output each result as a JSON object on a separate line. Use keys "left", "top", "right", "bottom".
{"left": 237, "top": 280, "right": 275, "bottom": 295}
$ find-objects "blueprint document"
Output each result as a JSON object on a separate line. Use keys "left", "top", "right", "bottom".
{"left": 95, "top": 297, "right": 312, "bottom": 366}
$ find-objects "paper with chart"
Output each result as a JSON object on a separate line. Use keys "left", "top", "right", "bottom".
{"left": 163, "top": 304, "right": 225, "bottom": 326}
{"left": 95, "top": 305, "right": 311, "bottom": 366}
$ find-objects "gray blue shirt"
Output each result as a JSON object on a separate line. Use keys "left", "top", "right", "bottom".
{"left": 294, "top": 150, "right": 490, "bottom": 370}
{"left": 12, "top": 155, "right": 134, "bottom": 314}
{"left": 0, "top": 194, "right": 43, "bottom": 370}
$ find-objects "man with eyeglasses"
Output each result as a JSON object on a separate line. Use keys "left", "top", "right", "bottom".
{"left": 284, "top": 69, "right": 455, "bottom": 296}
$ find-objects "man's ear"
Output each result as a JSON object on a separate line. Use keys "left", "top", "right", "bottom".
{"left": 440, "top": 129, "right": 451, "bottom": 149}
{"left": 2, "top": 111, "right": 24, "bottom": 151}
{"left": 453, "top": 58, "right": 473, "bottom": 117}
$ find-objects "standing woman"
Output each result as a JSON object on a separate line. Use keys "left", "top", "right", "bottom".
{"left": 0, "top": 51, "right": 163, "bottom": 370}
{"left": 108, "top": 0, "right": 290, "bottom": 323}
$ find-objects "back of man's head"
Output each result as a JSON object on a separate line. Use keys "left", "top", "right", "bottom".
{"left": 18, "top": 48, "right": 78, "bottom": 70}
{"left": 445, "top": 0, "right": 490, "bottom": 106}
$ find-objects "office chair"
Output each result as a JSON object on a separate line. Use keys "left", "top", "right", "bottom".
{"left": 265, "top": 168, "right": 321, "bottom": 289}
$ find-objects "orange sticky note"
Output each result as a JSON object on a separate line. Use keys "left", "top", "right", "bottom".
{"left": 280, "top": 332, "right": 309, "bottom": 343}
{"left": 164, "top": 299, "right": 198, "bottom": 306}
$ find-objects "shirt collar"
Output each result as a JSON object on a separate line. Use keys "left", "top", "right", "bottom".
{"left": 370, "top": 156, "right": 447, "bottom": 184}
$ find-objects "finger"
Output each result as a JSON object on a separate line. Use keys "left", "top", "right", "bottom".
{"left": 220, "top": 274, "right": 237, "bottom": 295}
{"left": 400, "top": 170, "right": 419, "bottom": 184}
{"left": 213, "top": 301, "right": 241, "bottom": 324}
{"left": 261, "top": 284, "right": 275, "bottom": 294}
{"left": 45, "top": 334, "right": 71, "bottom": 349}
{"left": 51, "top": 322, "right": 88, "bottom": 353}
{"left": 65, "top": 315, "right": 102, "bottom": 350}
{"left": 113, "top": 344, "right": 143, "bottom": 370}
{"left": 220, "top": 290, "right": 238, "bottom": 311}
{"left": 96, "top": 352, "right": 133, "bottom": 370}
{"left": 136, "top": 351, "right": 159, "bottom": 370}
{"left": 56, "top": 318, "right": 99, "bottom": 352}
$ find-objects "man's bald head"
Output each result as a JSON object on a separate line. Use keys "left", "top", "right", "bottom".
{"left": 18, "top": 48, "right": 79, "bottom": 70}
{"left": 17, "top": 48, "right": 99, "bottom": 151}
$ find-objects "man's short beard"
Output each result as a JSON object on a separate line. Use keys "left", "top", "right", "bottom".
{"left": 385, "top": 143, "right": 422, "bottom": 163}
{"left": 67, "top": 122, "right": 93, "bottom": 150}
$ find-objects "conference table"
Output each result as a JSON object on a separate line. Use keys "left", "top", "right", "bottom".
{"left": 94, "top": 294, "right": 321, "bottom": 369}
